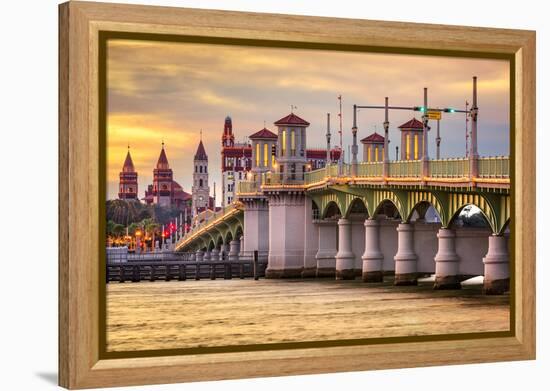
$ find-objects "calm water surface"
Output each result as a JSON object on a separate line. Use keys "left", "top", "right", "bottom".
{"left": 106, "top": 278, "right": 509, "bottom": 352}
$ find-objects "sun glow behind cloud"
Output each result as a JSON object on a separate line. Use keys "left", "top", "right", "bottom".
{"left": 107, "top": 39, "right": 509, "bottom": 201}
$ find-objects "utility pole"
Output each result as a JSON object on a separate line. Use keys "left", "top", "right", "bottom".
{"left": 326, "top": 113, "right": 331, "bottom": 177}
{"left": 421, "top": 87, "right": 429, "bottom": 177}
{"left": 383, "top": 97, "right": 390, "bottom": 177}
{"left": 465, "top": 101, "right": 470, "bottom": 157}
{"left": 469, "top": 76, "right": 479, "bottom": 178}
{"left": 436, "top": 117, "right": 441, "bottom": 160}
{"left": 351, "top": 104, "right": 358, "bottom": 176}
{"left": 337, "top": 95, "right": 344, "bottom": 175}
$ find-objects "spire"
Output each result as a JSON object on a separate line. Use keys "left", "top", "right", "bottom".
{"left": 156, "top": 141, "right": 170, "bottom": 169}
{"left": 122, "top": 147, "right": 135, "bottom": 173}
{"left": 194, "top": 139, "right": 208, "bottom": 161}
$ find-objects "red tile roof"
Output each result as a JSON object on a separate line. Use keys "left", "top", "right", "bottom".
{"left": 194, "top": 140, "right": 208, "bottom": 160}
{"left": 274, "top": 113, "right": 310, "bottom": 126}
{"left": 360, "top": 132, "right": 385, "bottom": 144}
{"left": 249, "top": 127, "right": 278, "bottom": 139}
{"left": 398, "top": 118, "right": 424, "bottom": 130}
{"left": 222, "top": 146, "right": 252, "bottom": 157}
{"left": 306, "top": 148, "right": 342, "bottom": 160}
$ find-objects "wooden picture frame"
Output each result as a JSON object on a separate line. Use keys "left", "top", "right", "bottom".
{"left": 59, "top": 1, "right": 536, "bottom": 389}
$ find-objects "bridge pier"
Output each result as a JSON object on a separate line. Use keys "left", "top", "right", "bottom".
{"left": 362, "top": 219, "right": 384, "bottom": 282}
{"left": 228, "top": 240, "right": 240, "bottom": 262}
{"left": 434, "top": 228, "right": 461, "bottom": 289}
{"left": 351, "top": 218, "right": 366, "bottom": 277}
{"left": 394, "top": 223, "right": 418, "bottom": 285}
{"left": 222, "top": 243, "right": 230, "bottom": 261}
{"left": 302, "top": 197, "right": 319, "bottom": 278}
{"left": 266, "top": 193, "right": 306, "bottom": 278}
{"left": 483, "top": 234, "right": 509, "bottom": 295}
{"left": 239, "top": 236, "right": 245, "bottom": 259}
{"left": 242, "top": 199, "right": 269, "bottom": 257}
{"left": 196, "top": 250, "right": 204, "bottom": 262}
{"left": 335, "top": 218, "right": 356, "bottom": 280}
{"left": 315, "top": 220, "right": 337, "bottom": 277}
{"left": 210, "top": 248, "right": 220, "bottom": 262}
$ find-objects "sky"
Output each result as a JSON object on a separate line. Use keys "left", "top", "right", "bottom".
{"left": 106, "top": 39, "right": 510, "bottom": 202}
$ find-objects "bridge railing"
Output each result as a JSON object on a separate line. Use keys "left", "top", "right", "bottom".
{"left": 429, "top": 158, "right": 470, "bottom": 178}
{"left": 388, "top": 160, "right": 422, "bottom": 177}
{"left": 237, "top": 180, "right": 260, "bottom": 194}
{"left": 304, "top": 168, "right": 327, "bottom": 184}
{"left": 182, "top": 203, "right": 238, "bottom": 240}
{"left": 262, "top": 172, "right": 305, "bottom": 186}
{"left": 478, "top": 156, "right": 509, "bottom": 178}
{"left": 357, "top": 162, "right": 383, "bottom": 177}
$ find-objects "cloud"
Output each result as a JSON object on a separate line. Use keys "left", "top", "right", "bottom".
{"left": 106, "top": 39, "right": 510, "bottom": 201}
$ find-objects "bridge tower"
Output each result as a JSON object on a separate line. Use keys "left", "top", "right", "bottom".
{"left": 398, "top": 118, "right": 424, "bottom": 160}
{"left": 249, "top": 127, "right": 278, "bottom": 183}
{"left": 237, "top": 127, "right": 278, "bottom": 258}
{"left": 118, "top": 146, "right": 138, "bottom": 200}
{"left": 192, "top": 136, "right": 210, "bottom": 217}
{"left": 273, "top": 112, "right": 310, "bottom": 181}
{"left": 263, "top": 112, "right": 311, "bottom": 278}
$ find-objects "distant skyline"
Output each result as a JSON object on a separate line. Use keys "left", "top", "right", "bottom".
{"left": 106, "top": 39, "right": 510, "bottom": 202}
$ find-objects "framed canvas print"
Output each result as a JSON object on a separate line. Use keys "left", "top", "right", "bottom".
{"left": 58, "top": 1, "right": 536, "bottom": 389}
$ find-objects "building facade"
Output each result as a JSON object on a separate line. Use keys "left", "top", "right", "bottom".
{"left": 221, "top": 116, "right": 252, "bottom": 206}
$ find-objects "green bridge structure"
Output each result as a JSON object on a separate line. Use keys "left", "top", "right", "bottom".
{"left": 176, "top": 156, "right": 510, "bottom": 294}
{"left": 177, "top": 77, "right": 510, "bottom": 294}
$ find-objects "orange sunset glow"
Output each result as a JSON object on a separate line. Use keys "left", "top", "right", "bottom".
{"left": 106, "top": 39, "right": 509, "bottom": 202}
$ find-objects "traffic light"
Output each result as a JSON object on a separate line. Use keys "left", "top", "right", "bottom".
{"left": 443, "top": 108, "right": 456, "bottom": 113}
{"left": 413, "top": 106, "right": 426, "bottom": 112}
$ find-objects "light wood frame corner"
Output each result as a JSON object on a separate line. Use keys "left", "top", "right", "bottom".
{"left": 59, "top": 1, "right": 536, "bottom": 389}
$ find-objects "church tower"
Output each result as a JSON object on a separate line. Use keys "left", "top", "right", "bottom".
{"left": 192, "top": 136, "right": 210, "bottom": 217}
{"left": 153, "top": 142, "right": 174, "bottom": 207}
{"left": 118, "top": 146, "right": 138, "bottom": 200}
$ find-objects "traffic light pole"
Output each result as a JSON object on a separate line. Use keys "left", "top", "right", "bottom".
{"left": 352, "top": 76, "right": 478, "bottom": 176}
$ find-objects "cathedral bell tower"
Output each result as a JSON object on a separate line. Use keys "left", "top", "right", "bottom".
{"left": 118, "top": 146, "right": 138, "bottom": 200}
{"left": 192, "top": 134, "right": 210, "bottom": 217}
{"left": 153, "top": 142, "right": 174, "bottom": 207}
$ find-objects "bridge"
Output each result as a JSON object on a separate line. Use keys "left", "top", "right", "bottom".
{"left": 176, "top": 155, "right": 510, "bottom": 294}
{"left": 176, "top": 79, "right": 510, "bottom": 295}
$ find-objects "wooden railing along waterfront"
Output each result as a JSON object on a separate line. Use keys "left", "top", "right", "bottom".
{"left": 107, "top": 251, "right": 268, "bottom": 283}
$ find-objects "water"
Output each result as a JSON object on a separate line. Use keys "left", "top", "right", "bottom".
{"left": 106, "top": 278, "right": 509, "bottom": 353}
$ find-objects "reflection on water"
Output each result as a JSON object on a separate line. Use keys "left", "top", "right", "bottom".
{"left": 106, "top": 278, "right": 509, "bottom": 353}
